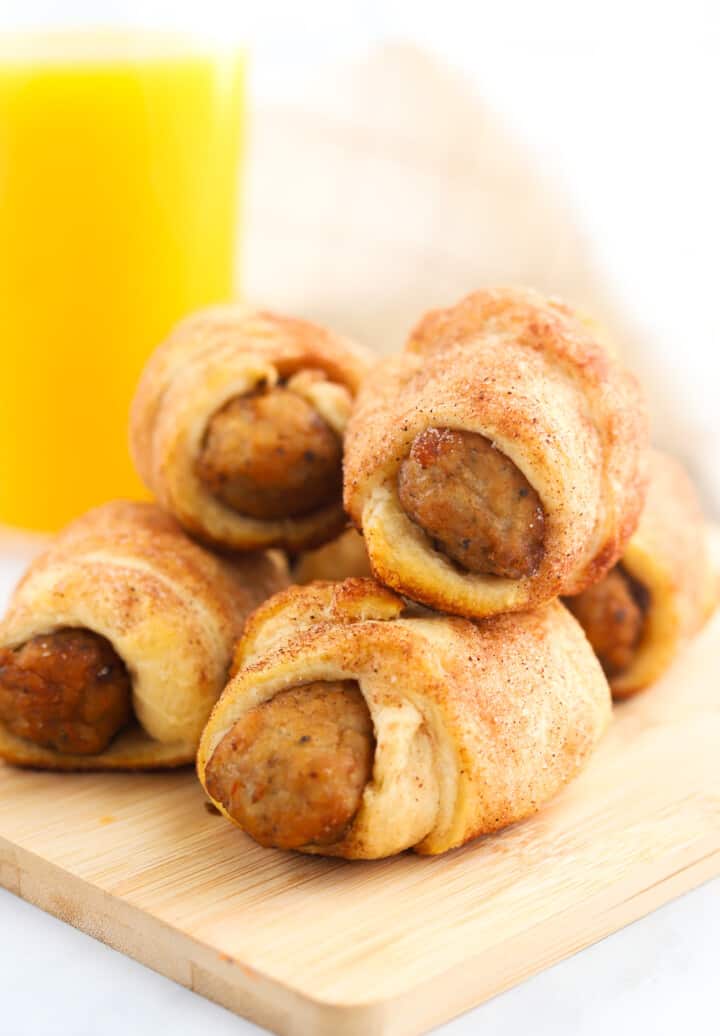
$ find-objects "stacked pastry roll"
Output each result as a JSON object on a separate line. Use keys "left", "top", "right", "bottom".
{"left": 344, "top": 287, "right": 650, "bottom": 617}
{"left": 130, "top": 305, "right": 372, "bottom": 553}
{"left": 0, "top": 502, "right": 287, "bottom": 769}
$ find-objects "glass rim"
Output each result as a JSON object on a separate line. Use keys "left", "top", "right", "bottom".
{"left": 0, "top": 28, "right": 246, "bottom": 64}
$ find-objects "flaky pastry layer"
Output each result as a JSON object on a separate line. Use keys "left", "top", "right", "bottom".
{"left": 198, "top": 578, "right": 611, "bottom": 859}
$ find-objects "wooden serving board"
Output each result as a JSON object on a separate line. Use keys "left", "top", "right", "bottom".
{"left": 0, "top": 610, "right": 718, "bottom": 1036}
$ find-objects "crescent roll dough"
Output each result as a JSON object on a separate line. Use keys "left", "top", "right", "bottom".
{"left": 344, "top": 287, "right": 649, "bottom": 618}
{"left": 0, "top": 501, "right": 287, "bottom": 770}
{"left": 130, "top": 305, "right": 373, "bottom": 552}
{"left": 293, "top": 528, "right": 371, "bottom": 584}
{"left": 566, "top": 450, "right": 717, "bottom": 698}
{"left": 197, "top": 578, "right": 611, "bottom": 859}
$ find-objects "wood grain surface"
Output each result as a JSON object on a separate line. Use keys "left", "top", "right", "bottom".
{"left": 0, "top": 606, "right": 718, "bottom": 1036}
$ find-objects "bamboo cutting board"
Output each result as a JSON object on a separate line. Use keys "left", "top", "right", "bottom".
{"left": 0, "top": 607, "right": 718, "bottom": 1036}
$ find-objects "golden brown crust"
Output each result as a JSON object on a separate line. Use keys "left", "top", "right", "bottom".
{"left": 0, "top": 723, "right": 194, "bottom": 771}
{"left": 231, "top": 577, "right": 404, "bottom": 674}
{"left": 130, "top": 305, "right": 373, "bottom": 552}
{"left": 583, "top": 450, "right": 716, "bottom": 698}
{"left": 199, "top": 578, "right": 611, "bottom": 859}
{"left": 0, "top": 501, "right": 288, "bottom": 770}
{"left": 344, "top": 287, "right": 649, "bottom": 617}
{"left": 293, "top": 528, "right": 372, "bottom": 585}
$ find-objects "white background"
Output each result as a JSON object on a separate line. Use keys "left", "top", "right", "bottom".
{"left": 1, "top": 2, "right": 719, "bottom": 1034}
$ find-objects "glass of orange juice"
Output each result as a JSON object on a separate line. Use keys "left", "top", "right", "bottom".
{"left": 0, "top": 30, "right": 246, "bottom": 530}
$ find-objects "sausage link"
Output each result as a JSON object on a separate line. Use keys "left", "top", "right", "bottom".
{"left": 205, "top": 681, "right": 374, "bottom": 849}
{"left": 398, "top": 428, "right": 545, "bottom": 579}
{"left": 0, "top": 629, "right": 131, "bottom": 755}
{"left": 196, "top": 387, "right": 342, "bottom": 520}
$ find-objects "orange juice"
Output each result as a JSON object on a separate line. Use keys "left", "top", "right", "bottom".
{"left": 0, "top": 35, "right": 246, "bottom": 530}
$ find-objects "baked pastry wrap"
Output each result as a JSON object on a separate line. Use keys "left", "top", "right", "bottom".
{"left": 197, "top": 578, "right": 611, "bottom": 859}
{"left": 294, "top": 528, "right": 371, "bottom": 584}
{"left": 0, "top": 501, "right": 287, "bottom": 770}
{"left": 566, "top": 450, "right": 717, "bottom": 697}
{"left": 344, "top": 287, "right": 649, "bottom": 617}
{"left": 130, "top": 305, "right": 372, "bottom": 552}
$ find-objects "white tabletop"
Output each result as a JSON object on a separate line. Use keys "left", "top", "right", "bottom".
{"left": 0, "top": 880, "right": 717, "bottom": 1035}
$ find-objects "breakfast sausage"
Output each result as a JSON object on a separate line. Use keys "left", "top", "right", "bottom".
{"left": 0, "top": 629, "right": 131, "bottom": 755}
{"left": 204, "top": 680, "right": 374, "bottom": 849}
{"left": 398, "top": 427, "right": 545, "bottom": 579}
{"left": 564, "top": 566, "right": 646, "bottom": 677}
{"left": 196, "top": 387, "right": 343, "bottom": 520}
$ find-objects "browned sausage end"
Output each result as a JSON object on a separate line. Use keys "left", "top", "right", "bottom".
{"left": 204, "top": 681, "right": 375, "bottom": 850}
{"left": 196, "top": 387, "right": 343, "bottom": 520}
{"left": 565, "top": 565, "right": 648, "bottom": 677}
{"left": 0, "top": 629, "right": 132, "bottom": 755}
{"left": 398, "top": 428, "right": 545, "bottom": 579}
